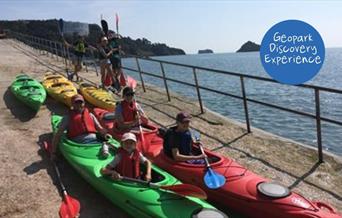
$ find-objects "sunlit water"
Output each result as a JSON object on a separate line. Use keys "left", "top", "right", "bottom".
{"left": 122, "top": 48, "right": 342, "bottom": 155}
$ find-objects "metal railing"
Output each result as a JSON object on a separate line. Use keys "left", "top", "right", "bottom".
{"left": 6, "top": 30, "right": 99, "bottom": 79}
{"left": 122, "top": 57, "right": 342, "bottom": 163}
{"left": 6, "top": 30, "right": 342, "bottom": 163}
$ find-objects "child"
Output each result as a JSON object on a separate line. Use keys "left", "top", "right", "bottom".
{"left": 101, "top": 132, "right": 152, "bottom": 181}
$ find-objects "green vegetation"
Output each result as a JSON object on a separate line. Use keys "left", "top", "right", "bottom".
{"left": 0, "top": 19, "right": 185, "bottom": 56}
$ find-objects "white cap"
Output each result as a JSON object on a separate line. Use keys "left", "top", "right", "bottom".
{"left": 121, "top": 132, "right": 137, "bottom": 142}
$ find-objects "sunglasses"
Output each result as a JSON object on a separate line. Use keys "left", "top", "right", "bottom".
{"left": 73, "top": 100, "right": 84, "bottom": 104}
{"left": 125, "top": 93, "right": 135, "bottom": 97}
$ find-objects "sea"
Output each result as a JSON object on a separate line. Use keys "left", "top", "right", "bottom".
{"left": 121, "top": 48, "right": 342, "bottom": 156}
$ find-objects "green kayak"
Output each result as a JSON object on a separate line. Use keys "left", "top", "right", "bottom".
{"left": 10, "top": 74, "right": 46, "bottom": 111}
{"left": 51, "top": 115, "right": 225, "bottom": 218}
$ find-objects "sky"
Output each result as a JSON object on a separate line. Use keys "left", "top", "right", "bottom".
{"left": 0, "top": 0, "right": 341, "bottom": 54}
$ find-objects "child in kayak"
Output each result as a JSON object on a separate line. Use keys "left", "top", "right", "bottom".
{"left": 163, "top": 111, "right": 206, "bottom": 163}
{"left": 114, "top": 87, "right": 149, "bottom": 133}
{"left": 51, "top": 94, "right": 111, "bottom": 160}
{"left": 101, "top": 132, "right": 152, "bottom": 181}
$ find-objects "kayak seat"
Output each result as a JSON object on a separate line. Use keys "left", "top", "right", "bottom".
{"left": 60, "top": 89, "right": 76, "bottom": 93}
{"left": 17, "top": 78, "right": 33, "bottom": 82}
{"left": 81, "top": 83, "right": 94, "bottom": 88}
{"left": 19, "top": 86, "right": 40, "bottom": 92}
{"left": 51, "top": 83, "right": 70, "bottom": 88}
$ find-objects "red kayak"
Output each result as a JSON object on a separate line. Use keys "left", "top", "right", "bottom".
{"left": 103, "top": 72, "right": 137, "bottom": 90}
{"left": 119, "top": 71, "right": 137, "bottom": 90}
{"left": 93, "top": 108, "right": 342, "bottom": 218}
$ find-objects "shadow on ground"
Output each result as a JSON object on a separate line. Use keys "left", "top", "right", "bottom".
{"left": 3, "top": 87, "right": 38, "bottom": 121}
{"left": 22, "top": 133, "right": 131, "bottom": 218}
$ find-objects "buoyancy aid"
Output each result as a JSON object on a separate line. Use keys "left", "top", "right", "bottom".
{"left": 121, "top": 100, "right": 137, "bottom": 122}
{"left": 75, "top": 41, "right": 86, "bottom": 53}
{"left": 115, "top": 147, "right": 140, "bottom": 178}
{"left": 68, "top": 108, "right": 97, "bottom": 138}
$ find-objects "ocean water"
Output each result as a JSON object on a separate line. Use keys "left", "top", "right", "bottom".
{"left": 122, "top": 48, "right": 342, "bottom": 155}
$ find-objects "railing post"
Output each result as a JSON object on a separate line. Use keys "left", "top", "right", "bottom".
{"left": 135, "top": 57, "right": 146, "bottom": 92}
{"left": 315, "top": 88, "right": 323, "bottom": 163}
{"left": 37, "top": 38, "right": 43, "bottom": 55}
{"left": 240, "top": 76, "right": 251, "bottom": 133}
{"left": 160, "top": 62, "right": 171, "bottom": 101}
{"left": 54, "top": 41, "right": 59, "bottom": 61}
{"left": 48, "top": 40, "right": 53, "bottom": 57}
{"left": 193, "top": 68, "right": 204, "bottom": 114}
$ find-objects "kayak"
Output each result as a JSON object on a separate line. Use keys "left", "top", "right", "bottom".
{"left": 10, "top": 74, "right": 46, "bottom": 111}
{"left": 93, "top": 108, "right": 342, "bottom": 218}
{"left": 51, "top": 115, "right": 226, "bottom": 218}
{"left": 92, "top": 108, "right": 159, "bottom": 145}
{"left": 126, "top": 75, "right": 137, "bottom": 89}
{"left": 42, "top": 72, "right": 77, "bottom": 107}
{"left": 120, "top": 72, "right": 137, "bottom": 90}
{"left": 79, "top": 82, "right": 116, "bottom": 111}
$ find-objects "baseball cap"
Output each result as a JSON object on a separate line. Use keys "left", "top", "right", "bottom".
{"left": 176, "top": 111, "right": 192, "bottom": 122}
{"left": 121, "top": 132, "right": 137, "bottom": 142}
{"left": 71, "top": 94, "right": 84, "bottom": 103}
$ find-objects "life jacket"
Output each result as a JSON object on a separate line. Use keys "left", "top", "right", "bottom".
{"left": 68, "top": 108, "right": 97, "bottom": 138}
{"left": 75, "top": 41, "right": 86, "bottom": 53}
{"left": 121, "top": 100, "right": 137, "bottom": 122}
{"left": 115, "top": 147, "right": 140, "bottom": 178}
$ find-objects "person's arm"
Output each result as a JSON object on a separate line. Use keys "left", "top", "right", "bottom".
{"left": 100, "top": 155, "right": 122, "bottom": 180}
{"left": 171, "top": 148, "right": 206, "bottom": 162}
{"left": 90, "top": 113, "right": 110, "bottom": 138}
{"left": 140, "top": 154, "right": 151, "bottom": 181}
{"left": 50, "top": 117, "right": 68, "bottom": 159}
{"left": 63, "top": 39, "right": 72, "bottom": 48}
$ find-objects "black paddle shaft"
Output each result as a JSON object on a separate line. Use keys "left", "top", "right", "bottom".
{"left": 122, "top": 176, "right": 159, "bottom": 189}
{"left": 52, "top": 161, "right": 68, "bottom": 195}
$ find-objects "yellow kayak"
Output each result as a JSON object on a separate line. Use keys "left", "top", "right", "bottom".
{"left": 42, "top": 72, "right": 77, "bottom": 107}
{"left": 79, "top": 82, "right": 116, "bottom": 111}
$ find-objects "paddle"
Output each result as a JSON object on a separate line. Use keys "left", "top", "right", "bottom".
{"left": 121, "top": 176, "right": 207, "bottom": 199}
{"left": 135, "top": 102, "right": 146, "bottom": 153}
{"left": 101, "top": 19, "right": 109, "bottom": 36}
{"left": 57, "top": 19, "right": 70, "bottom": 77}
{"left": 115, "top": 13, "right": 119, "bottom": 35}
{"left": 193, "top": 132, "right": 226, "bottom": 189}
{"left": 58, "top": 19, "right": 64, "bottom": 38}
{"left": 43, "top": 141, "right": 80, "bottom": 218}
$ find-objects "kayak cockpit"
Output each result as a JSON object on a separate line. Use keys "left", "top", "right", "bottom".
{"left": 51, "top": 82, "right": 71, "bottom": 88}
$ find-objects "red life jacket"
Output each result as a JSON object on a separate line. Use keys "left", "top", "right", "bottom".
{"left": 115, "top": 147, "right": 140, "bottom": 178}
{"left": 121, "top": 100, "right": 137, "bottom": 122}
{"left": 68, "top": 108, "right": 97, "bottom": 138}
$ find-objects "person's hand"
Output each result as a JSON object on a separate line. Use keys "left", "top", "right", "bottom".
{"left": 104, "top": 133, "right": 111, "bottom": 140}
{"left": 145, "top": 174, "right": 152, "bottom": 182}
{"left": 140, "top": 116, "right": 148, "bottom": 125}
{"left": 50, "top": 152, "right": 57, "bottom": 161}
{"left": 111, "top": 172, "right": 122, "bottom": 180}
{"left": 132, "top": 117, "right": 140, "bottom": 127}
{"left": 99, "top": 128, "right": 107, "bottom": 136}
{"left": 197, "top": 154, "right": 207, "bottom": 160}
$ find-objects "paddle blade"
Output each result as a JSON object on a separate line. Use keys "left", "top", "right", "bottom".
{"left": 101, "top": 19, "right": 108, "bottom": 35}
{"left": 43, "top": 141, "right": 52, "bottom": 154}
{"left": 161, "top": 184, "right": 207, "bottom": 199}
{"left": 59, "top": 194, "right": 80, "bottom": 218}
{"left": 204, "top": 168, "right": 226, "bottom": 189}
{"left": 58, "top": 19, "right": 64, "bottom": 37}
